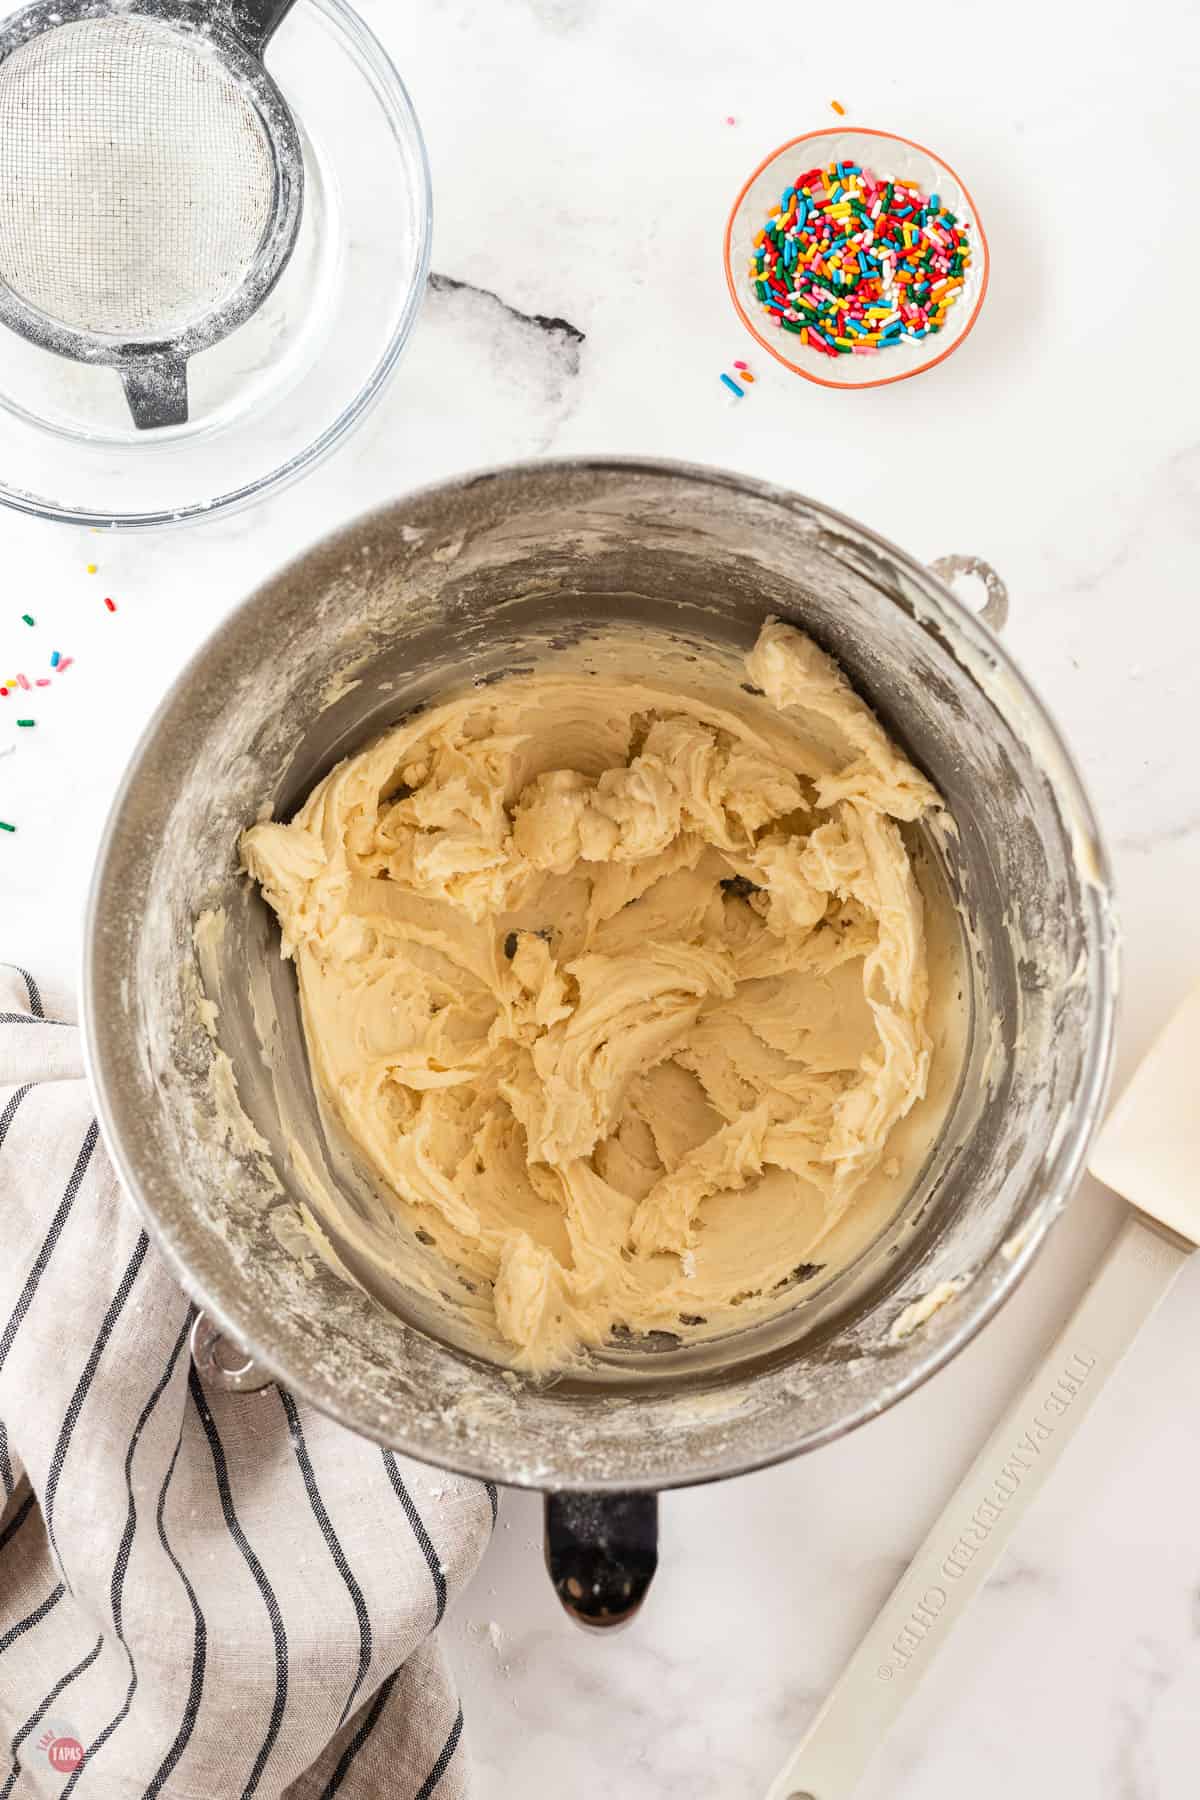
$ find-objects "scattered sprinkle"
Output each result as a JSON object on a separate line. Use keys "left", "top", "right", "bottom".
{"left": 34, "top": 679, "right": 50, "bottom": 687}
{"left": 0, "top": 820, "right": 15, "bottom": 832}
{"left": 49, "top": 650, "right": 60, "bottom": 668}
{"left": 104, "top": 596, "right": 116, "bottom": 612}
{"left": 719, "top": 372, "right": 745, "bottom": 398}
{"left": 724, "top": 115, "right": 736, "bottom": 126}
{"left": 56, "top": 656, "right": 73, "bottom": 673}
{"left": 16, "top": 673, "right": 30, "bottom": 690}
{"left": 831, "top": 99, "right": 846, "bottom": 115}
{"left": 16, "top": 718, "right": 34, "bottom": 728}
{"left": 733, "top": 360, "right": 749, "bottom": 370}
{"left": 0, "top": 688, "right": 7, "bottom": 698}
{"left": 86, "top": 562, "right": 98, "bottom": 574}
{"left": 746, "top": 161, "right": 972, "bottom": 358}
{"left": 21, "top": 613, "right": 34, "bottom": 626}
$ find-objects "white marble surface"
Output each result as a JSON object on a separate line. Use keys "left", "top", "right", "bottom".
{"left": 3, "top": 0, "right": 1200, "bottom": 1793}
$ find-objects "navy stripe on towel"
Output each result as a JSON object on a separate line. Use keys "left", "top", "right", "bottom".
{"left": 142, "top": 1403, "right": 207, "bottom": 1799}
{"left": 0, "top": 1583, "right": 64, "bottom": 1659}
{"left": 0, "top": 1084, "right": 31, "bottom": 1154}
{"left": 188, "top": 1366, "right": 287, "bottom": 1799}
{"left": 0, "top": 1120, "right": 98, "bottom": 1379}
{"left": 62, "top": 1315, "right": 193, "bottom": 1799}
{"left": 43, "top": 1231, "right": 150, "bottom": 1571}
{"left": 318, "top": 1668, "right": 400, "bottom": 1800}
{"left": 381, "top": 1451, "right": 446, "bottom": 1625}
{"left": 2, "top": 965, "right": 44, "bottom": 1017}
{"left": 279, "top": 1390, "right": 372, "bottom": 1729}
{"left": 0, "top": 1491, "right": 34, "bottom": 1554}
{"left": 0, "top": 1634, "right": 103, "bottom": 1799}
{"left": 415, "top": 1704, "right": 464, "bottom": 1800}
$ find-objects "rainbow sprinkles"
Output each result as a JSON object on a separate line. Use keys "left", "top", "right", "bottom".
{"left": 748, "top": 160, "right": 971, "bottom": 357}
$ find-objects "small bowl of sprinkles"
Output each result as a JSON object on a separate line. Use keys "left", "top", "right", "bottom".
{"left": 724, "top": 128, "right": 989, "bottom": 388}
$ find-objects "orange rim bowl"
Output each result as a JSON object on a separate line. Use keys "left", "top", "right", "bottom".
{"left": 723, "top": 126, "right": 990, "bottom": 391}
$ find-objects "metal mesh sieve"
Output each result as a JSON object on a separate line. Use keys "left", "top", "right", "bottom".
{"left": 0, "top": 18, "right": 275, "bottom": 340}
{"left": 0, "top": 0, "right": 303, "bottom": 428}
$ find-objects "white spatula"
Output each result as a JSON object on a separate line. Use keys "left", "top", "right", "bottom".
{"left": 767, "top": 983, "right": 1200, "bottom": 1800}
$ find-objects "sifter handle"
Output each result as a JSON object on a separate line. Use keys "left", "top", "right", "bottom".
{"left": 118, "top": 352, "right": 188, "bottom": 430}
{"left": 227, "top": 0, "right": 299, "bottom": 52}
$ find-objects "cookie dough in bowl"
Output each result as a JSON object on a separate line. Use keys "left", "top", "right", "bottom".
{"left": 243, "top": 617, "right": 959, "bottom": 1376}
{"left": 86, "top": 460, "right": 1115, "bottom": 1498}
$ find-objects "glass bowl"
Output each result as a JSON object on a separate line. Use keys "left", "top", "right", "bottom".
{"left": 0, "top": 0, "right": 431, "bottom": 528}
{"left": 724, "top": 127, "right": 989, "bottom": 390}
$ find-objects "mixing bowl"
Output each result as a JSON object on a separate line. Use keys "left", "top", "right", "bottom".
{"left": 0, "top": 0, "right": 431, "bottom": 528}
{"left": 83, "top": 460, "right": 1116, "bottom": 1615}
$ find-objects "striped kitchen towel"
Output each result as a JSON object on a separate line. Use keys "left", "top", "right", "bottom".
{"left": 0, "top": 964, "right": 497, "bottom": 1799}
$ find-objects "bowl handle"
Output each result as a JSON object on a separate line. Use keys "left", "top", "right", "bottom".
{"left": 189, "top": 1310, "right": 275, "bottom": 1393}
{"left": 544, "top": 1492, "right": 658, "bottom": 1630}
{"left": 928, "top": 554, "right": 1009, "bottom": 633}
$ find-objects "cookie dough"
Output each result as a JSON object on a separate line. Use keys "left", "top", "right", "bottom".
{"left": 242, "top": 619, "right": 945, "bottom": 1373}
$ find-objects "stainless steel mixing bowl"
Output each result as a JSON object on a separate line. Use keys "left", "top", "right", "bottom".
{"left": 83, "top": 460, "right": 1116, "bottom": 1611}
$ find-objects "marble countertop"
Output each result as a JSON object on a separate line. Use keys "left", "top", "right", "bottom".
{"left": 3, "top": 0, "right": 1199, "bottom": 1793}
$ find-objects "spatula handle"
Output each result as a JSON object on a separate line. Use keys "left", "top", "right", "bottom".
{"left": 766, "top": 1213, "right": 1187, "bottom": 1800}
